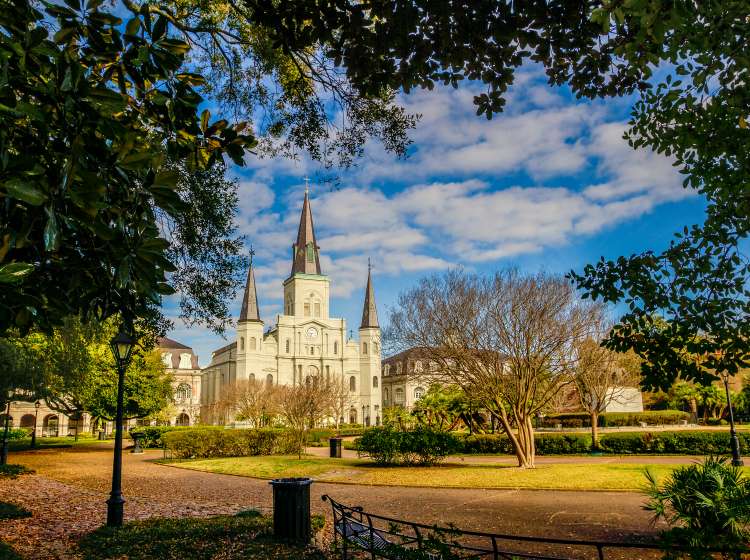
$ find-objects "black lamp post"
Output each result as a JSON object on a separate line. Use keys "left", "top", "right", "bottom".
{"left": 1, "top": 399, "right": 10, "bottom": 465}
{"left": 721, "top": 372, "right": 743, "bottom": 467}
{"left": 106, "top": 329, "right": 135, "bottom": 527}
{"left": 31, "top": 400, "right": 40, "bottom": 448}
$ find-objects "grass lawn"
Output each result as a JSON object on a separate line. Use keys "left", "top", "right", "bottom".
{"left": 76, "top": 510, "right": 328, "bottom": 560}
{"left": 7, "top": 436, "right": 102, "bottom": 453}
{"left": 163, "top": 455, "right": 695, "bottom": 491}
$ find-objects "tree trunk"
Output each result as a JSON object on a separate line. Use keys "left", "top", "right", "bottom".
{"left": 495, "top": 410, "right": 534, "bottom": 468}
{"left": 590, "top": 412, "right": 599, "bottom": 450}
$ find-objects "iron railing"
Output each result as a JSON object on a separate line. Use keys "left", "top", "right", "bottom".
{"left": 322, "top": 495, "right": 748, "bottom": 560}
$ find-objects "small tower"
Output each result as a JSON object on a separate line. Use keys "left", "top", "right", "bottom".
{"left": 358, "top": 259, "right": 381, "bottom": 426}
{"left": 237, "top": 249, "right": 264, "bottom": 382}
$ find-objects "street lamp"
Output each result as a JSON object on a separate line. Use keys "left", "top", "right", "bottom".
{"left": 721, "top": 371, "right": 743, "bottom": 467}
{"left": 106, "top": 328, "right": 135, "bottom": 527}
{"left": 0, "top": 398, "right": 10, "bottom": 465}
{"left": 31, "top": 401, "right": 40, "bottom": 448}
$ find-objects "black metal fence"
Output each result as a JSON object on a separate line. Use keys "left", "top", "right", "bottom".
{"left": 322, "top": 495, "right": 748, "bottom": 560}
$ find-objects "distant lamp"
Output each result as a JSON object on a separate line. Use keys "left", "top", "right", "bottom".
{"left": 35, "top": 400, "right": 41, "bottom": 410}
{"left": 31, "top": 400, "right": 40, "bottom": 448}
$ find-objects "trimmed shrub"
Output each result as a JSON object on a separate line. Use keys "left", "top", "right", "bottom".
{"left": 162, "top": 428, "right": 296, "bottom": 459}
{"left": 128, "top": 425, "right": 224, "bottom": 448}
{"left": 598, "top": 430, "right": 750, "bottom": 455}
{"left": 460, "top": 433, "right": 591, "bottom": 455}
{"left": 3, "top": 428, "right": 30, "bottom": 440}
{"left": 357, "top": 427, "right": 459, "bottom": 466}
{"left": 306, "top": 427, "right": 364, "bottom": 444}
{"left": 541, "top": 410, "right": 691, "bottom": 428}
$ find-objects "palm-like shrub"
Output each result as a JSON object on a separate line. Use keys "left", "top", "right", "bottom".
{"left": 644, "top": 456, "right": 750, "bottom": 557}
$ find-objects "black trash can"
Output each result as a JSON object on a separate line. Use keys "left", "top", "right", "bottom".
{"left": 98, "top": 430, "right": 106, "bottom": 441}
{"left": 329, "top": 437, "right": 342, "bottom": 458}
{"left": 270, "top": 477, "right": 312, "bottom": 543}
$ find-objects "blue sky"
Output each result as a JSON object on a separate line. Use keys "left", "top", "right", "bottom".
{"left": 166, "top": 67, "right": 707, "bottom": 367}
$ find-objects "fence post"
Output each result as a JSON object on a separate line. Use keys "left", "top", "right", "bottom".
{"left": 270, "top": 477, "right": 313, "bottom": 544}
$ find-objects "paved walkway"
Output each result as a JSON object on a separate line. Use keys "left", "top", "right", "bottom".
{"left": 3, "top": 446, "right": 664, "bottom": 549}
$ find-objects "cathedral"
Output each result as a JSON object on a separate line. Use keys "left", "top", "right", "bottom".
{"left": 200, "top": 188, "right": 383, "bottom": 426}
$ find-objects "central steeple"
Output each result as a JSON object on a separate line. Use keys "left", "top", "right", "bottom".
{"left": 291, "top": 183, "right": 322, "bottom": 276}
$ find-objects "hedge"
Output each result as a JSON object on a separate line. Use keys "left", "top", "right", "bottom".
{"left": 162, "top": 428, "right": 298, "bottom": 459}
{"left": 540, "top": 410, "right": 691, "bottom": 428}
{"left": 458, "top": 430, "right": 748, "bottom": 455}
{"left": 356, "top": 427, "right": 459, "bottom": 465}
{"left": 128, "top": 426, "right": 223, "bottom": 448}
{"left": 5, "top": 428, "right": 30, "bottom": 440}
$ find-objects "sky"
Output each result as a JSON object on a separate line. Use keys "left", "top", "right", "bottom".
{"left": 165, "top": 67, "right": 707, "bottom": 367}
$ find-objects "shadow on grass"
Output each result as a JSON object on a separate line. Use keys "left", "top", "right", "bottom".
{"left": 0, "top": 501, "right": 32, "bottom": 520}
{"left": 0, "top": 541, "right": 22, "bottom": 560}
{"left": 77, "top": 511, "right": 328, "bottom": 560}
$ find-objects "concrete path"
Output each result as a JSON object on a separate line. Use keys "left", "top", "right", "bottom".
{"left": 7, "top": 446, "right": 664, "bottom": 544}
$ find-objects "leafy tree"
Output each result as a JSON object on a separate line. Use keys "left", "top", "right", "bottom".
{"left": 0, "top": 0, "right": 254, "bottom": 335}
{"left": 0, "top": 334, "right": 46, "bottom": 408}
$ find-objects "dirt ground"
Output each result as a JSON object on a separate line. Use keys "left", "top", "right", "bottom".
{"left": 0, "top": 445, "right": 665, "bottom": 559}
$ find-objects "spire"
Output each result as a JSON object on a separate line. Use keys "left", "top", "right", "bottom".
{"left": 291, "top": 183, "right": 322, "bottom": 275}
{"left": 360, "top": 258, "right": 379, "bottom": 329}
{"left": 239, "top": 248, "right": 262, "bottom": 322}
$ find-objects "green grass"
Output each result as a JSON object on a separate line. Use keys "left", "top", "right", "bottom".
{"left": 76, "top": 511, "right": 328, "bottom": 560}
{"left": 7, "top": 436, "right": 101, "bottom": 452}
{"left": 164, "top": 455, "right": 700, "bottom": 491}
{"left": 0, "top": 541, "right": 22, "bottom": 560}
{"left": 0, "top": 464, "right": 34, "bottom": 479}
{"left": 0, "top": 501, "right": 31, "bottom": 520}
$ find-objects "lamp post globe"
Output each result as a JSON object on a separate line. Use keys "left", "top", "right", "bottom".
{"left": 106, "top": 328, "right": 135, "bottom": 527}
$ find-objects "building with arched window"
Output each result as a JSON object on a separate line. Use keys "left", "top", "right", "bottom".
{"left": 155, "top": 337, "right": 202, "bottom": 427}
{"left": 381, "top": 347, "right": 446, "bottom": 411}
{"left": 199, "top": 188, "right": 382, "bottom": 426}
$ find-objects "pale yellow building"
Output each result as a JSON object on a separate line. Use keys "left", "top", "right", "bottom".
{"left": 201, "top": 189, "right": 383, "bottom": 426}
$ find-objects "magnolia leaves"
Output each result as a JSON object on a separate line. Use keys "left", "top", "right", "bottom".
{"left": 0, "top": 263, "right": 33, "bottom": 284}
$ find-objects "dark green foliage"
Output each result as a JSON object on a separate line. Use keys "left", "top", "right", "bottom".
{"left": 162, "top": 428, "right": 297, "bottom": 459}
{"left": 644, "top": 457, "right": 750, "bottom": 557}
{"left": 541, "top": 411, "right": 691, "bottom": 428}
{"left": 0, "top": 542, "right": 22, "bottom": 560}
{"left": 0, "top": 464, "right": 34, "bottom": 478}
{"left": 356, "top": 427, "right": 459, "bottom": 466}
{"left": 128, "top": 425, "right": 214, "bottom": 448}
{"left": 305, "top": 427, "right": 364, "bottom": 444}
{"left": 3, "top": 428, "right": 30, "bottom": 440}
{"left": 0, "top": 0, "right": 254, "bottom": 335}
{"left": 0, "top": 501, "right": 31, "bottom": 520}
{"left": 77, "top": 512, "right": 327, "bottom": 560}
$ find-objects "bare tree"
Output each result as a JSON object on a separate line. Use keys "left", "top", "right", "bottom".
{"left": 225, "top": 379, "right": 281, "bottom": 427}
{"left": 327, "top": 375, "right": 355, "bottom": 431}
{"left": 574, "top": 325, "right": 641, "bottom": 448}
{"left": 277, "top": 379, "right": 336, "bottom": 458}
{"left": 388, "top": 269, "right": 599, "bottom": 468}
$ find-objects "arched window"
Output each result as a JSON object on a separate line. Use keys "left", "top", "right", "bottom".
{"left": 349, "top": 408, "right": 357, "bottom": 424}
{"left": 285, "top": 339, "right": 290, "bottom": 353}
{"left": 396, "top": 363, "right": 403, "bottom": 375}
{"left": 249, "top": 373, "right": 255, "bottom": 382}
{"left": 372, "top": 376, "right": 378, "bottom": 388}
{"left": 240, "top": 337, "right": 245, "bottom": 350}
{"left": 176, "top": 383, "right": 191, "bottom": 401}
{"left": 383, "top": 388, "right": 390, "bottom": 404}
{"left": 349, "top": 376, "right": 356, "bottom": 392}
{"left": 20, "top": 414, "right": 35, "bottom": 428}
{"left": 314, "top": 302, "right": 321, "bottom": 317}
{"left": 394, "top": 388, "right": 405, "bottom": 403}
{"left": 162, "top": 352, "right": 172, "bottom": 367}
{"left": 176, "top": 413, "right": 190, "bottom": 426}
{"left": 362, "top": 342, "right": 368, "bottom": 355}
{"left": 266, "top": 374, "right": 274, "bottom": 387}
{"left": 414, "top": 387, "right": 425, "bottom": 400}
{"left": 373, "top": 342, "right": 379, "bottom": 354}
{"left": 304, "top": 303, "right": 311, "bottom": 316}
{"left": 249, "top": 337, "right": 257, "bottom": 350}
{"left": 333, "top": 341, "right": 338, "bottom": 355}
{"left": 42, "top": 414, "right": 58, "bottom": 437}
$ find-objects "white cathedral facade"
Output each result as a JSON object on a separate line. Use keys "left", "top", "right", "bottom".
{"left": 200, "top": 188, "right": 383, "bottom": 426}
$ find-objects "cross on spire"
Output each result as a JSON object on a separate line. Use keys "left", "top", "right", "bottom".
{"left": 303, "top": 176, "right": 311, "bottom": 195}
{"left": 249, "top": 244, "right": 255, "bottom": 266}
